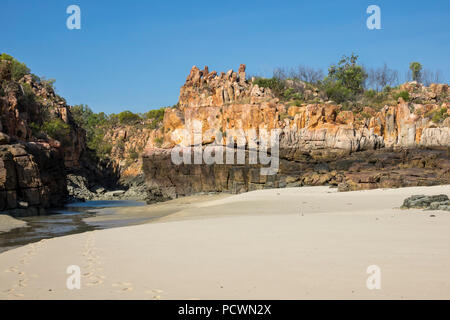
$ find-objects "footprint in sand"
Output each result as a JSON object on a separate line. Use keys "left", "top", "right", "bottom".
{"left": 121, "top": 287, "right": 133, "bottom": 292}
{"left": 18, "top": 279, "right": 28, "bottom": 288}
{"left": 2, "top": 240, "right": 45, "bottom": 298}
{"left": 81, "top": 232, "right": 106, "bottom": 288}
{"left": 145, "top": 289, "right": 164, "bottom": 300}
{"left": 86, "top": 280, "right": 104, "bottom": 287}
{"left": 112, "top": 282, "right": 134, "bottom": 293}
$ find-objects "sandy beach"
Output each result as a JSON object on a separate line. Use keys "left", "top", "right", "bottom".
{"left": 1, "top": 185, "right": 450, "bottom": 300}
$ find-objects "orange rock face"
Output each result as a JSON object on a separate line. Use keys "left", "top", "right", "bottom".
{"left": 141, "top": 65, "right": 450, "bottom": 202}
{"left": 148, "top": 66, "right": 449, "bottom": 155}
{"left": 0, "top": 67, "right": 84, "bottom": 213}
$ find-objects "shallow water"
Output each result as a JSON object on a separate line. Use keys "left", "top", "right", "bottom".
{"left": 0, "top": 200, "right": 146, "bottom": 253}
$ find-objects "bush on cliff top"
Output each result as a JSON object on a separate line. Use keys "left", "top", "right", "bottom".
{"left": 254, "top": 54, "right": 450, "bottom": 110}
{"left": 116, "top": 110, "right": 142, "bottom": 124}
{"left": 0, "top": 53, "right": 30, "bottom": 81}
{"left": 322, "top": 54, "right": 367, "bottom": 103}
{"left": 393, "top": 90, "right": 410, "bottom": 102}
{"left": 427, "top": 107, "right": 449, "bottom": 124}
{"left": 253, "top": 77, "right": 285, "bottom": 96}
{"left": 70, "top": 104, "right": 169, "bottom": 160}
{"left": 145, "top": 107, "right": 166, "bottom": 129}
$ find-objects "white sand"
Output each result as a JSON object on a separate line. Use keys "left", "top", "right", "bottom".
{"left": 1, "top": 185, "right": 450, "bottom": 300}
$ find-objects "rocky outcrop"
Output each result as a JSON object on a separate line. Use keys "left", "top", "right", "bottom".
{"left": 0, "top": 59, "right": 86, "bottom": 214}
{"left": 401, "top": 194, "right": 450, "bottom": 211}
{"left": 142, "top": 64, "right": 450, "bottom": 202}
{"left": 0, "top": 139, "right": 67, "bottom": 216}
{"left": 67, "top": 171, "right": 147, "bottom": 201}
{"left": 0, "top": 72, "right": 86, "bottom": 168}
{"left": 144, "top": 145, "right": 450, "bottom": 202}
{"left": 157, "top": 65, "right": 449, "bottom": 152}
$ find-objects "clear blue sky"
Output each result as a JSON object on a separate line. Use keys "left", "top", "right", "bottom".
{"left": 1, "top": 0, "right": 449, "bottom": 114}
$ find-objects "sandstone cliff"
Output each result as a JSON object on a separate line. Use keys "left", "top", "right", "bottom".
{"left": 0, "top": 58, "right": 85, "bottom": 214}
{"left": 143, "top": 65, "right": 450, "bottom": 202}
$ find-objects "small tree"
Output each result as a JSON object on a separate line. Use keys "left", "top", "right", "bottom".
{"left": 409, "top": 62, "right": 422, "bottom": 82}
{"left": 326, "top": 53, "right": 367, "bottom": 95}
{"left": 253, "top": 77, "right": 285, "bottom": 96}
{"left": 117, "top": 110, "right": 141, "bottom": 124}
{"left": 323, "top": 53, "right": 367, "bottom": 103}
{"left": 41, "top": 118, "right": 71, "bottom": 144}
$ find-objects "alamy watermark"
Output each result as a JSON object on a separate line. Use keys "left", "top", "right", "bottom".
{"left": 170, "top": 120, "right": 280, "bottom": 175}
{"left": 366, "top": 5, "right": 381, "bottom": 30}
{"left": 66, "top": 265, "right": 81, "bottom": 290}
{"left": 66, "top": 5, "right": 81, "bottom": 30}
{"left": 366, "top": 265, "right": 381, "bottom": 290}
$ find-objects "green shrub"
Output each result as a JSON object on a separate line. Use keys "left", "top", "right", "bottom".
{"left": 129, "top": 149, "right": 139, "bottom": 160}
{"left": 40, "top": 118, "right": 71, "bottom": 144}
{"left": 117, "top": 110, "right": 141, "bottom": 124}
{"left": 288, "top": 99, "right": 303, "bottom": 107}
{"left": 323, "top": 81, "right": 352, "bottom": 103}
{"left": 394, "top": 91, "right": 410, "bottom": 102}
{"left": 428, "top": 108, "right": 449, "bottom": 123}
{"left": 0, "top": 53, "right": 30, "bottom": 80}
{"left": 87, "top": 131, "right": 112, "bottom": 159}
{"left": 41, "top": 78, "right": 56, "bottom": 92}
{"left": 364, "top": 89, "right": 377, "bottom": 99}
{"left": 17, "top": 82, "right": 38, "bottom": 107}
{"left": 383, "top": 85, "right": 392, "bottom": 93}
{"left": 145, "top": 107, "right": 166, "bottom": 129}
{"left": 279, "top": 113, "right": 292, "bottom": 121}
{"left": 153, "top": 137, "right": 163, "bottom": 147}
{"left": 326, "top": 53, "right": 367, "bottom": 95}
{"left": 253, "top": 77, "right": 285, "bottom": 96}
{"left": 409, "top": 62, "right": 422, "bottom": 82}
{"left": 361, "top": 112, "right": 372, "bottom": 119}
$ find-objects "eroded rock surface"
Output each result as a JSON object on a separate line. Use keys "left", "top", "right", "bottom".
{"left": 0, "top": 141, "right": 67, "bottom": 216}
{"left": 143, "top": 65, "right": 450, "bottom": 202}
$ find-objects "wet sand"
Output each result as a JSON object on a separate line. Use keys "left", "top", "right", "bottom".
{"left": 0, "top": 201, "right": 148, "bottom": 253}
{"left": 1, "top": 185, "right": 450, "bottom": 299}
{"left": 0, "top": 215, "right": 27, "bottom": 233}
{"left": 84, "top": 193, "right": 231, "bottom": 226}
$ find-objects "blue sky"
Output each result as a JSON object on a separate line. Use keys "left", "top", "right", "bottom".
{"left": 1, "top": 0, "right": 449, "bottom": 114}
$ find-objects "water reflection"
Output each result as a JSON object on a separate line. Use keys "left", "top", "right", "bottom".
{"left": 0, "top": 201, "right": 146, "bottom": 253}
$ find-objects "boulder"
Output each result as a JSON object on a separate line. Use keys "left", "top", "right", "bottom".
{"left": 401, "top": 194, "right": 450, "bottom": 211}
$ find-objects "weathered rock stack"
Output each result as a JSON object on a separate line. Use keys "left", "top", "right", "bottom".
{"left": 142, "top": 64, "right": 450, "bottom": 202}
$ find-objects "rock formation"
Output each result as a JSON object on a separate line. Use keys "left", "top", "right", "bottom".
{"left": 0, "top": 59, "right": 86, "bottom": 214}
{"left": 0, "top": 141, "right": 67, "bottom": 216}
{"left": 142, "top": 64, "right": 450, "bottom": 202}
{"left": 401, "top": 194, "right": 450, "bottom": 211}
{"left": 2, "top": 58, "right": 449, "bottom": 213}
